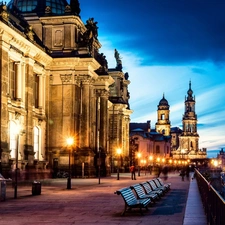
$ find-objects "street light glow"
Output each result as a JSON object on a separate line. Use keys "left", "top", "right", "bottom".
{"left": 66, "top": 136, "right": 74, "bottom": 190}
{"left": 66, "top": 137, "right": 74, "bottom": 146}
{"left": 117, "top": 148, "right": 122, "bottom": 155}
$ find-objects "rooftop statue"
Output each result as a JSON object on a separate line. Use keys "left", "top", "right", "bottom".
{"left": 81, "top": 17, "right": 98, "bottom": 53}
{"left": 85, "top": 17, "right": 98, "bottom": 39}
{"left": 114, "top": 49, "right": 122, "bottom": 71}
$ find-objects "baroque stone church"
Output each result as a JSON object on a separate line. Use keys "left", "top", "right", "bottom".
{"left": 172, "top": 81, "right": 207, "bottom": 159}
{"left": 0, "top": 0, "right": 132, "bottom": 179}
{"left": 129, "top": 81, "right": 206, "bottom": 163}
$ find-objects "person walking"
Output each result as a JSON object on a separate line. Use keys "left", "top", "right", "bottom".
{"left": 130, "top": 165, "right": 136, "bottom": 180}
{"left": 180, "top": 168, "right": 185, "bottom": 181}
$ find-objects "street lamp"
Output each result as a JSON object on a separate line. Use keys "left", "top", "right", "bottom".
{"left": 137, "top": 152, "right": 141, "bottom": 176}
{"left": 14, "top": 125, "right": 20, "bottom": 199}
{"left": 149, "top": 155, "right": 154, "bottom": 175}
{"left": 117, "top": 148, "right": 122, "bottom": 180}
{"left": 66, "top": 137, "right": 74, "bottom": 189}
{"left": 142, "top": 159, "right": 146, "bottom": 175}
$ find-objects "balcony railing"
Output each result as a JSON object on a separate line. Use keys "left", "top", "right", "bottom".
{"left": 195, "top": 169, "right": 225, "bottom": 225}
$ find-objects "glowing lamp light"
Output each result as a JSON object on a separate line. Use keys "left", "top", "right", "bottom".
{"left": 117, "top": 148, "right": 122, "bottom": 155}
{"left": 66, "top": 137, "right": 74, "bottom": 146}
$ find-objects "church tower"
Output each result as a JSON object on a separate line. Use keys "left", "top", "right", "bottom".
{"left": 179, "top": 81, "right": 199, "bottom": 154}
{"left": 155, "top": 94, "right": 171, "bottom": 136}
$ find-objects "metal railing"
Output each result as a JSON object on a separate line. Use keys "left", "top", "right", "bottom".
{"left": 195, "top": 169, "right": 225, "bottom": 225}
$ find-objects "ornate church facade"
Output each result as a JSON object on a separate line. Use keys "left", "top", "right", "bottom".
{"left": 0, "top": 0, "right": 132, "bottom": 179}
{"left": 172, "top": 81, "right": 207, "bottom": 159}
{"left": 129, "top": 82, "right": 207, "bottom": 164}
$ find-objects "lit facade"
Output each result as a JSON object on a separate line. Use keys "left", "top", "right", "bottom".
{"left": 0, "top": 1, "right": 132, "bottom": 179}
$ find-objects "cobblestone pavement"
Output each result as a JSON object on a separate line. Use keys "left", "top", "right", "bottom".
{"left": 0, "top": 172, "right": 190, "bottom": 225}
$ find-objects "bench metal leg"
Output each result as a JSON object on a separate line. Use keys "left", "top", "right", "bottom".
{"left": 121, "top": 205, "right": 127, "bottom": 216}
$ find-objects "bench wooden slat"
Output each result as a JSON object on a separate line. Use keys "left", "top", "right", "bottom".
{"left": 140, "top": 182, "right": 162, "bottom": 199}
{"left": 130, "top": 184, "right": 158, "bottom": 202}
{"left": 157, "top": 178, "right": 171, "bottom": 190}
{"left": 147, "top": 180, "right": 165, "bottom": 195}
{"left": 115, "top": 187, "right": 151, "bottom": 215}
{"left": 153, "top": 178, "right": 167, "bottom": 192}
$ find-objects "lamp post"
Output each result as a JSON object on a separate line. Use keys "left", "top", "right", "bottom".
{"left": 66, "top": 137, "right": 74, "bottom": 189}
{"left": 137, "top": 152, "right": 141, "bottom": 176}
{"left": 149, "top": 155, "right": 153, "bottom": 175}
{"left": 143, "top": 160, "right": 146, "bottom": 175}
{"left": 117, "top": 148, "right": 122, "bottom": 180}
{"left": 14, "top": 130, "right": 20, "bottom": 199}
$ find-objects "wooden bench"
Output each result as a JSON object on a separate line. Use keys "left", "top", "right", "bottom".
{"left": 130, "top": 183, "right": 158, "bottom": 203}
{"left": 140, "top": 182, "right": 162, "bottom": 199}
{"left": 153, "top": 178, "right": 168, "bottom": 193}
{"left": 147, "top": 180, "right": 165, "bottom": 195}
{"left": 115, "top": 187, "right": 151, "bottom": 215}
{"left": 157, "top": 177, "right": 171, "bottom": 190}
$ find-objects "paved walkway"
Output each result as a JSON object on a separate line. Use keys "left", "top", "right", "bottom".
{"left": 183, "top": 174, "right": 207, "bottom": 225}
{"left": 0, "top": 172, "right": 207, "bottom": 225}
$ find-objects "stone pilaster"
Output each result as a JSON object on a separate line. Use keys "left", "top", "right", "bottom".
{"left": 80, "top": 78, "right": 91, "bottom": 148}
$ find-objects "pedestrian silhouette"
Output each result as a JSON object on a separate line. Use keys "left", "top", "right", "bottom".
{"left": 130, "top": 165, "right": 136, "bottom": 180}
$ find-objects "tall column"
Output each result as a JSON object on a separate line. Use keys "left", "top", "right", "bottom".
{"left": 99, "top": 90, "right": 109, "bottom": 151}
{"left": 42, "top": 75, "right": 46, "bottom": 111}
{"left": 16, "top": 62, "right": 21, "bottom": 100}
{"left": 38, "top": 75, "right": 43, "bottom": 108}
{"left": 80, "top": 79, "right": 91, "bottom": 147}
{"left": 21, "top": 63, "right": 26, "bottom": 102}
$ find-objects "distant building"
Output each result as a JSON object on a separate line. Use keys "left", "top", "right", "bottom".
{"left": 130, "top": 81, "right": 207, "bottom": 163}
{"left": 130, "top": 119, "right": 171, "bottom": 167}
{"left": 155, "top": 94, "right": 171, "bottom": 136}
{"left": 173, "top": 81, "right": 207, "bottom": 159}
{"left": 217, "top": 148, "right": 225, "bottom": 171}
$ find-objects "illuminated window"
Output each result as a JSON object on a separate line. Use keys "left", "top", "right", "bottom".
{"left": 33, "top": 126, "right": 40, "bottom": 160}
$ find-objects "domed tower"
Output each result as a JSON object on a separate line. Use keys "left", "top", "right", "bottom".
{"left": 155, "top": 94, "right": 171, "bottom": 136}
{"left": 7, "top": 0, "right": 80, "bottom": 16}
{"left": 6, "top": 0, "right": 86, "bottom": 56}
{"left": 179, "top": 81, "right": 199, "bottom": 154}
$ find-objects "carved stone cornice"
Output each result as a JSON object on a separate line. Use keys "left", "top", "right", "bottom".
{"left": 0, "top": 22, "right": 52, "bottom": 66}
{"left": 94, "top": 75, "right": 115, "bottom": 91}
{"left": 40, "top": 15, "right": 84, "bottom": 30}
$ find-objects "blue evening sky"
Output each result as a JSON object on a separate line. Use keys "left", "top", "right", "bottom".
{"left": 6, "top": 1, "right": 225, "bottom": 151}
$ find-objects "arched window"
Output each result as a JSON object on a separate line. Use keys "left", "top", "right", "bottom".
{"left": 9, "top": 121, "right": 18, "bottom": 158}
{"left": 33, "top": 126, "right": 40, "bottom": 160}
